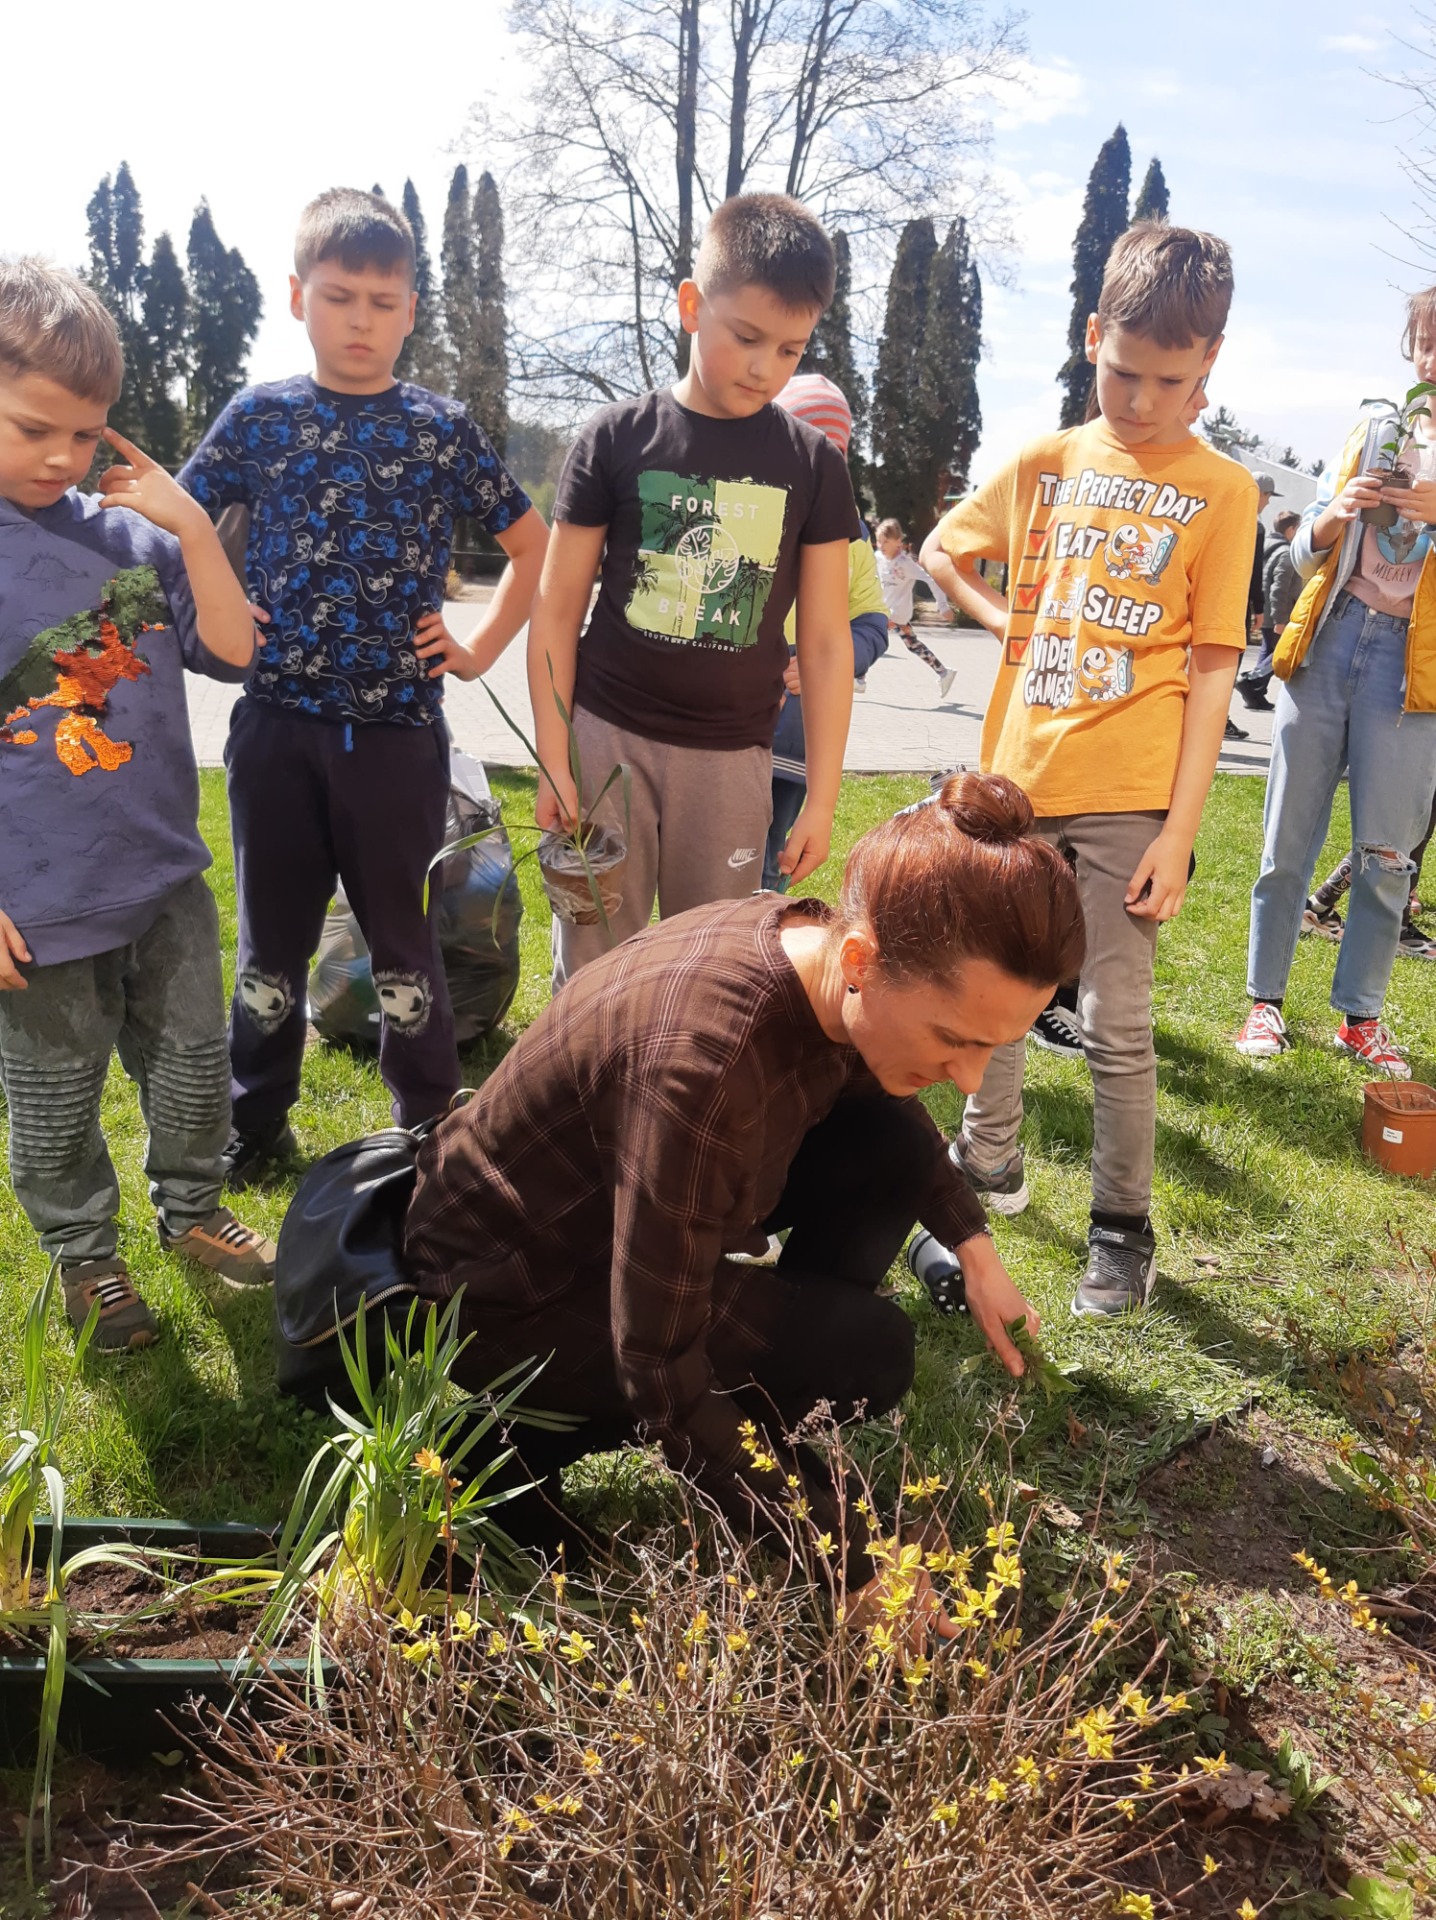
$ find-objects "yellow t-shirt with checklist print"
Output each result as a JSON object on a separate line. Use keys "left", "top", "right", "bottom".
{"left": 934, "top": 420, "right": 1257, "bottom": 816}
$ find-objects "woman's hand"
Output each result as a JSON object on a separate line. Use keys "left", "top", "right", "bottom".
{"left": 1378, "top": 476, "right": 1436, "bottom": 526}
{"left": 846, "top": 1560, "right": 958, "bottom": 1656}
{"left": 955, "top": 1233, "right": 1037, "bottom": 1377}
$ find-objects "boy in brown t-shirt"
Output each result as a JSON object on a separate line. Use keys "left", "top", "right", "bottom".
{"left": 922, "top": 223, "right": 1256, "bottom": 1317}
{"left": 528, "top": 193, "right": 858, "bottom": 986}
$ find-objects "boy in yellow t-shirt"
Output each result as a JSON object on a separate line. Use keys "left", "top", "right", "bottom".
{"left": 921, "top": 222, "right": 1257, "bottom": 1318}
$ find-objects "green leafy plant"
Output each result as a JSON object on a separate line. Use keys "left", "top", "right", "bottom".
{"left": 251, "top": 1294, "right": 574, "bottom": 1667}
{"left": 960, "top": 1316, "right": 1080, "bottom": 1404}
{"left": 426, "top": 653, "right": 630, "bottom": 940}
{"left": 1360, "top": 383, "right": 1436, "bottom": 475}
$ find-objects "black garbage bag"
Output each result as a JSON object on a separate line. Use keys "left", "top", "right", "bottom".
{"left": 308, "top": 750, "right": 522, "bottom": 1047}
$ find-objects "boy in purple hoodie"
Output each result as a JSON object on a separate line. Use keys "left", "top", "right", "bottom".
{"left": 0, "top": 260, "right": 273, "bottom": 1350}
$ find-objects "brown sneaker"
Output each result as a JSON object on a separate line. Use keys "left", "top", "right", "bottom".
{"left": 159, "top": 1207, "right": 277, "bottom": 1288}
{"left": 61, "top": 1258, "right": 159, "bottom": 1351}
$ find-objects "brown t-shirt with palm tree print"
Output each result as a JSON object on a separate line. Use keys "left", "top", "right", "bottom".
{"left": 554, "top": 390, "right": 857, "bottom": 750}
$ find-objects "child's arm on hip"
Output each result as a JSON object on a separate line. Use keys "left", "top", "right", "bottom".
{"left": 782, "top": 538, "right": 853, "bottom": 884}
{"left": 1125, "top": 643, "right": 1241, "bottom": 922}
{"left": 416, "top": 506, "right": 551, "bottom": 682}
{"left": 919, "top": 531, "right": 1007, "bottom": 639}
{"left": 526, "top": 520, "right": 607, "bottom": 829}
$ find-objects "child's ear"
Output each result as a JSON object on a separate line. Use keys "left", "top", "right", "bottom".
{"left": 288, "top": 275, "right": 305, "bottom": 322}
{"left": 676, "top": 279, "right": 702, "bottom": 338}
{"left": 1084, "top": 313, "right": 1101, "bottom": 366}
{"left": 404, "top": 289, "right": 418, "bottom": 338}
{"left": 1201, "top": 332, "right": 1224, "bottom": 374}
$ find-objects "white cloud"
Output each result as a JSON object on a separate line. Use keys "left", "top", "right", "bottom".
{"left": 988, "top": 59, "right": 1086, "bottom": 131}
{"left": 1320, "top": 33, "right": 1385, "bottom": 53}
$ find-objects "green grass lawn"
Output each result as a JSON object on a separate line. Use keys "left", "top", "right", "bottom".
{"left": 0, "top": 768, "right": 1432, "bottom": 1528}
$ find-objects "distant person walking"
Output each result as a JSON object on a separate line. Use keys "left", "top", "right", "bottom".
{"left": 875, "top": 519, "right": 957, "bottom": 701}
{"left": 1237, "top": 507, "right": 1301, "bottom": 710}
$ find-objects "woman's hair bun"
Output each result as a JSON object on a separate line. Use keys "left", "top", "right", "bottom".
{"left": 934, "top": 771, "right": 1034, "bottom": 845}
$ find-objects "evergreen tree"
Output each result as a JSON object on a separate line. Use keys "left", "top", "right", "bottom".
{"left": 442, "top": 166, "right": 478, "bottom": 414}
{"left": 871, "top": 217, "right": 938, "bottom": 531}
{"left": 186, "top": 202, "right": 262, "bottom": 440}
{"left": 1132, "top": 156, "right": 1169, "bottom": 224}
{"left": 471, "top": 171, "right": 510, "bottom": 450}
{"left": 803, "top": 230, "right": 867, "bottom": 502}
{"left": 398, "top": 178, "right": 453, "bottom": 390}
{"left": 85, "top": 164, "right": 148, "bottom": 443}
{"left": 915, "top": 217, "right": 982, "bottom": 523}
{"left": 1056, "top": 124, "right": 1131, "bottom": 428}
{"left": 139, "top": 233, "right": 190, "bottom": 468}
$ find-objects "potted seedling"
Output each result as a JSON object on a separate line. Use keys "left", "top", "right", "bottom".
{"left": 427, "top": 655, "right": 629, "bottom": 939}
{"left": 1358, "top": 381, "right": 1436, "bottom": 528}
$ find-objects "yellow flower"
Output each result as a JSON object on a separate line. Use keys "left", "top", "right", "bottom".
{"left": 412, "top": 1447, "right": 445, "bottom": 1477}
{"left": 789, "top": 1751, "right": 807, "bottom": 1770}
{"left": 1135, "top": 1764, "right": 1155, "bottom": 1791}
{"left": 903, "top": 1656, "right": 931, "bottom": 1688}
{"left": 1074, "top": 1706, "right": 1117, "bottom": 1760}
{"left": 1160, "top": 1691, "right": 1189, "bottom": 1714}
{"left": 984, "top": 1776, "right": 1009, "bottom": 1803}
{"left": 1418, "top": 1699, "right": 1436, "bottom": 1723}
{"left": 726, "top": 1630, "right": 750, "bottom": 1653}
{"left": 675, "top": 1661, "right": 689, "bottom": 1680}
{"left": 683, "top": 1610, "right": 710, "bottom": 1644}
{"left": 630, "top": 1610, "right": 648, "bottom": 1630}
{"left": 1194, "top": 1752, "right": 1229, "bottom": 1778}
{"left": 501, "top": 1807, "right": 535, "bottom": 1831}
{"left": 559, "top": 1794, "right": 583, "bottom": 1816}
{"left": 401, "top": 1634, "right": 440, "bottom": 1664}
{"left": 486, "top": 1630, "right": 506, "bottom": 1656}
{"left": 450, "top": 1609, "right": 478, "bottom": 1641}
{"left": 273, "top": 1742, "right": 288, "bottom": 1763}
{"left": 991, "top": 1551, "right": 1023, "bottom": 1589}
{"left": 815, "top": 1532, "right": 835, "bottom": 1558}
{"left": 1203, "top": 1855, "right": 1219, "bottom": 1877}
{"left": 902, "top": 1474, "right": 948, "bottom": 1501}
{"left": 561, "top": 1629, "right": 595, "bottom": 1664}
{"left": 826, "top": 1797, "right": 841, "bottom": 1822}
{"left": 1090, "top": 1613, "right": 1117, "bottom": 1636}
{"left": 1116, "top": 1797, "right": 1136, "bottom": 1822}
{"left": 1014, "top": 1757, "right": 1040, "bottom": 1789}
{"left": 1237, "top": 1901, "right": 1259, "bottom": 1920}
{"left": 993, "top": 1627, "right": 1024, "bottom": 1651}
{"left": 616, "top": 1676, "right": 634, "bottom": 1696}
{"left": 521, "top": 1619, "right": 548, "bottom": 1653}
{"left": 985, "top": 1520, "right": 1018, "bottom": 1553}
{"left": 1118, "top": 1685, "right": 1156, "bottom": 1726}
{"left": 930, "top": 1801, "right": 961, "bottom": 1828}
{"left": 966, "top": 1658, "right": 989, "bottom": 1679}
{"left": 1111, "top": 1896, "right": 1153, "bottom": 1919}
{"left": 581, "top": 1749, "right": 603, "bottom": 1774}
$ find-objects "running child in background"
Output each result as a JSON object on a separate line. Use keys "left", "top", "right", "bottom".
{"left": 0, "top": 261, "right": 274, "bottom": 1350}
{"left": 920, "top": 222, "right": 1256, "bottom": 1318}
{"left": 1236, "top": 286, "right": 1436, "bottom": 1076}
{"left": 875, "top": 518, "right": 957, "bottom": 701}
{"left": 180, "top": 189, "right": 548, "bottom": 1183}
{"left": 764, "top": 373, "right": 888, "bottom": 890}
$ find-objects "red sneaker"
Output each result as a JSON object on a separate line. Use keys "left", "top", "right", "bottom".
{"left": 1235, "top": 1002, "right": 1289, "bottom": 1057}
{"left": 1334, "top": 1017, "right": 1411, "bottom": 1080}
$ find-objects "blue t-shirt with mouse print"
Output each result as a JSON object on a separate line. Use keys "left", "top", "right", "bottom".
{"left": 179, "top": 375, "right": 530, "bottom": 726}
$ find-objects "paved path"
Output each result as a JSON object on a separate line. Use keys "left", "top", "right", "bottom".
{"left": 187, "top": 599, "right": 1275, "bottom": 778}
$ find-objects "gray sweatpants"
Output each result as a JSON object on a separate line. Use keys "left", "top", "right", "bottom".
{"left": 552, "top": 707, "right": 774, "bottom": 988}
{"left": 0, "top": 876, "right": 230, "bottom": 1262}
{"left": 960, "top": 811, "right": 1163, "bottom": 1219}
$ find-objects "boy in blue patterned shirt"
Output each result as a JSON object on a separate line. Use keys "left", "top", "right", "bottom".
{"left": 181, "top": 189, "right": 548, "bottom": 1180}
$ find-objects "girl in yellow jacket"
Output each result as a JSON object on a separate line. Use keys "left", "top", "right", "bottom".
{"left": 1237, "top": 288, "right": 1436, "bottom": 1077}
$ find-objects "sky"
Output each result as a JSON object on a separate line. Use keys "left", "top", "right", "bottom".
{"left": 3, "top": 0, "right": 1430, "bottom": 482}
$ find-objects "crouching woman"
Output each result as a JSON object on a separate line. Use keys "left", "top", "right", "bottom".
{"left": 404, "top": 771, "right": 1084, "bottom": 1623}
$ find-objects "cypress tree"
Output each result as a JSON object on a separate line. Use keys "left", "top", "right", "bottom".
{"left": 1132, "top": 157, "right": 1170, "bottom": 224}
{"left": 442, "top": 166, "right": 478, "bottom": 413}
{"left": 915, "top": 217, "right": 982, "bottom": 522}
{"left": 804, "top": 230, "right": 867, "bottom": 502}
{"left": 871, "top": 218, "right": 938, "bottom": 531}
{"left": 85, "top": 165, "right": 148, "bottom": 444}
{"left": 398, "top": 179, "right": 452, "bottom": 390}
{"left": 186, "top": 202, "right": 262, "bottom": 442}
{"left": 139, "top": 233, "right": 190, "bottom": 468}
{"left": 471, "top": 171, "right": 509, "bottom": 451}
{"left": 1056, "top": 124, "right": 1131, "bottom": 428}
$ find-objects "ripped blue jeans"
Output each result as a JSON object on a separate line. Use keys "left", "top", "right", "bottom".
{"left": 1248, "top": 591, "right": 1436, "bottom": 1018}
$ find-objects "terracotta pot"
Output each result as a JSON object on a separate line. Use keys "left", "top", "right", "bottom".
{"left": 1362, "top": 1081, "right": 1436, "bottom": 1180}
{"left": 1360, "top": 464, "right": 1410, "bottom": 529}
{"left": 538, "top": 823, "right": 627, "bottom": 928}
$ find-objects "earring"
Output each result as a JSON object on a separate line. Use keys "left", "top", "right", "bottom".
{"left": 847, "top": 984, "right": 858, "bottom": 995}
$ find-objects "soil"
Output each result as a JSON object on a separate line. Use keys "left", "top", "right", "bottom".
{"left": 4, "top": 1558, "right": 259, "bottom": 1662}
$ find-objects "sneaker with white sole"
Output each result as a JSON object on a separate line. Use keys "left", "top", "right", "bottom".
{"left": 1301, "top": 898, "right": 1344, "bottom": 942}
{"left": 1030, "top": 1003, "right": 1085, "bottom": 1057}
{"left": 1397, "top": 914, "right": 1436, "bottom": 961}
{"left": 937, "top": 668, "right": 957, "bottom": 701}
{"left": 1334, "top": 1017, "right": 1411, "bottom": 1079}
{"left": 1235, "top": 1001, "right": 1289, "bottom": 1057}
{"left": 60, "top": 1257, "right": 159, "bottom": 1351}
{"left": 854, "top": 677, "right": 867, "bottom": 695}
{"left": 159, "top": 1207, "right": 277, "bottom": 1287}
{"left": 948, "top": 1135, "right": 1029, "bottom": 1215}
{"left": 1072, "top": 1223, "right": 1156, "bottom": 1318}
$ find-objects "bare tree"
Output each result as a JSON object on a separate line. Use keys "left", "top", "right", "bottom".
{"left": 463, "top": 0, "right": 1023, "bottom": 408}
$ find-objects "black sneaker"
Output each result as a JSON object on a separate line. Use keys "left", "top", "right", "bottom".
{"left": 1030, "top": 1003, "right": 1085, "bottom": 1057}
{"left": 1236, "top": 675, "right": 1274, "bottom": 711}
{"left": 1072, "top": 1224, "right": 1156, "bottom": 1318}
{"left": 222, "top": 1118, "right": 299, "bottom": 1190}
{"left": 948, "top": 1135, "right": 1029, "bottom": 1216}
{"left": 1397, "top": 914, "right": 1436, "bottom": 961}
{"left": 1223, "top": 717, "right": 1249, "bottom": 741}
{"left": 1300, "top": 898, "right": 1344, "bottom": 943}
